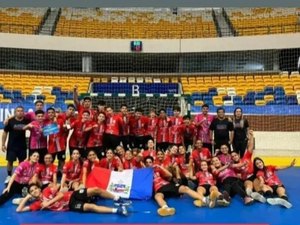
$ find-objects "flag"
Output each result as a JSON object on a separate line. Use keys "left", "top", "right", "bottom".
{"left": 86, "top": 167, "right": 153, "bottom": 200}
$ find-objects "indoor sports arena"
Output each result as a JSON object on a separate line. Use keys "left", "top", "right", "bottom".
{"left": 0, "top": 7, "right": 299, "bottom": 225}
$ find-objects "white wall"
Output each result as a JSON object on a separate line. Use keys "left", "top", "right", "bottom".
{"left": 0, "top": 32, "right": 300, "bottom": 53}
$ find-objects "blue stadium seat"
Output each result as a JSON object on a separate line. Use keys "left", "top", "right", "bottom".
{"left": 264, "top": 86, "right": 274, "bottom": 95}
{"left": 222, "top": 96, "right": 231, "bottom": 101}
{"left": 254, "top": 91, "right": 265, "bottom": 100}
{"left": 266, "top": 100, "right": 276, "bottom": 105}
{"left": 233, "top": 96, "right": 243, "bottom": 105}
{"left": 3, "top": 92, "right": 13, "bottom": 99}
{"left": 275, "top": 95, "right": 285, "bottom": 101}
{"left": 286, "top": 95, "right": 298, "bottom": 105}
{"left": 275, "top": 99, "right": 286, "bottom": 105}
{"left": 26, "top": 95, "right": 35, "bottom": 101}
{"left": 36, "top": 95, "right": 46, "bottom": 100}
{"left": 13, "top": 90, "right": 22, "bottom": 98}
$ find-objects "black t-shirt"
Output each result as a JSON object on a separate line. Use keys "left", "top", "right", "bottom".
{"left": 232, "top": 118, "right": 249, "bottom": 141}
{"left": 209, "top": 118, "right": 233, "bottom": 141}
{"left": 4, "top": 117, "right": 30, "bottom": 152}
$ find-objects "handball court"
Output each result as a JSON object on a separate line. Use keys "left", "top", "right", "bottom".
{"left": 0, "top": 167, "right": 299, "bottom": 225}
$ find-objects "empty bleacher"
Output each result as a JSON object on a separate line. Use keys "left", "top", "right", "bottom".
{"left": 0, "top": 8, "right": 48, "bottom": 35}
{"left": 226, "top": 8, "right": 300, "bottom": 36}
{"left": 182, "top": 72, "right": 300, "bottom": 107}
{"left": 55, "top": 8, "right": 217, "bottom": 39}
{"left": 0, "top": 73, "right": 90, "bottom": 108}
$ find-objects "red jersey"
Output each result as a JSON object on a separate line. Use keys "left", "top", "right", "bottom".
{"left": 35, "top": 163, "right": 57, "bottom": 185}
{"left": 256, "top": 166, "right": 282, "bottom": 186}
{"left": 76, "top": 104, "right": 96, "bottom": 120}
{"left": 86, "top": 122, "right": 106, "bottom": 148}
{"left": 196, "top": 171, "right": 216, "bottom": 186}
{"left": 164, "top": 153, "right": 178, "bottom": 166}
{"left": 82, "top": 159, "right": 101, "bottom": 177}
{"left": 156, "top": 117, "right": 171, "bottom": 143}
{"left": 142, "top": 149, "right": 157, "bottom": 160}
{"left": 234, "top": 150, "right": 253, "bottom": 180}
{"left": 63, "top": 160, "right": 82, "bottom": 182}
{"left": 105, "top": 114, "right": 123, "bottom": 136}
{"left": 176, "top": 154, "right": 189, "bottom": 175}
{"left": 153, "top": 168, "right": 170, "bottom": 192}
{"left": 46, "top": 119, "right": 67, "bottom": 153}
{"left": 146, "top": 117, "right": 158, "bottom": 138}
{"left": 183, "top": 123, "right": 196, "bottom": 141}
{"left": 169, "top": 116, "right": 184, "bottom": 144}
{"left": 123, "top": 157, "right": 143, "bottom": 169}
{"left": 190, "top": 148, "right": 212, "bottom": 170}
{"left": 129, "top": 116, "right": 149, "bottom": 136}
{"left": 69, "top": 120, "right": 91, "bottom": 148}
{"left": 29, "top": 187, "right": 72, "bottom": 211}
{"left": 99, "top": 157, "right": 121, "bottom": 171}
{"left": 118, "top": 113, "right": 131, "bottom": 136}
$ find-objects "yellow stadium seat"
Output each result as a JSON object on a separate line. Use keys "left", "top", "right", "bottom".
{"left": 213, "top": 99, "right": 223, "bottom": 107}
{"left": 194, "top": 100, "right": 204, "bottom": 106}
{"left": 255, "top": 100, "right": 266, "bottom": 106}
{"left": 1, "top": 99, "right": 12, "bottom": 103}
{"left": 264, "top": 95, "right": 274, "bottom": 102}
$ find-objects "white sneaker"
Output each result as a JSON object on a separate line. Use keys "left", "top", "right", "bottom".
{"left": 4, "top": 176, "right": 11, "bottom": 184}
{"left": 251, "top": 192, "right": 266, "bottom": 203}
{"left": 12, "top": 198, "right": 24, "bottom": 205}
{"left": 267, "top": 198, "right": 292, "bottom": 209}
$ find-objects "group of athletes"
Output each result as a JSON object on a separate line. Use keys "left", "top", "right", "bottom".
{"left": 0, "top": 86, "right": 295, "bottom": 217}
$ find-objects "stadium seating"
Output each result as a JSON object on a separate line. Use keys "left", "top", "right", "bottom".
{"left": 55, "top": 8, "right": 217, "bottom": 39}
{"left": 181, "top": 73, "right": 300, "bottom": 106}
{"left": 0, "top": 73, "right": 90, "bottom": 106}
{"left": 0, "top": 8, "right": 48, "bottom": 34}
{"left": 226, "top": 8, "right": 300, "bottom": 36}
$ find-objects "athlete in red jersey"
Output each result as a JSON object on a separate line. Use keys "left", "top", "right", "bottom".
{"left": 68, "top": 111, "right": 91, "bottom": 158}
{"left": 144, "top": 156, "right": 207, "bottom": 217}
{"left": 182, "top": 115, "right": 196, "bottom": 152}
{"left": 103, "top": 107, "right": 123, "bottom": 150}
{"left": 73, "top": 86, "right": 95, "bottom": 120}
{"left": 211, "top": 156, "right": 253, "bottom": 205}
{"left": 189, "top": 140, "right": 212, "bottom": 172}
{"left": 129, "top": 108, "right": 149, "bottom": 149}
{"left": 123, "top": 150, "right": 143, "bottom": 169}
{"left": 253, "top": 157, "right": 295, "bottom": 208}
{"left": 142, "top": 139, "right": 157, "bottom": 160}
{"left": 169, "top": 106, "right": 184, "bottom": 146}
{"left": 32, "top": 154, "right": 57, "bottom": 189}
{"left": 156, "top": 109, "right": 171, "bottom": 152}
{"left": 119, "top": 104, "right": 131, "bottom": 150}
{"left": 99, "top": 149, "right": 123, "bottom": 171}
{"left": 190, "top": 160, "right": 229, "bottom": 208}
{"left": 145, "top": 109, "right": 158, "bottom": 143}
{"left": 85, "top": 112, "right": 106, "bottom": 159}
{"left": 16, "top": 183, "right": 129, "bottom": 216}
{"left": 231, "top": 130, "right": 266, "bottom": 203}
{"left": 60, "top": 149, "right": 82, "bottom": 191}
{"left": 81, "top": 150, "right": 101, "bottom": 187}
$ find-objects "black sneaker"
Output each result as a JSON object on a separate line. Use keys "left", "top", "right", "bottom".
{"left": 222, "top": 191, "right": 231, "bottom": 202}
{"left": 114, "top": 197, "right": 132, "bottom": 206}
{"left": 117, "top": 205, "right": 128, "bottom": 216}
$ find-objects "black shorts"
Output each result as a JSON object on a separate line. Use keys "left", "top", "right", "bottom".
{"left": 156, "top": 183, "right": 180, "bottom": 198}
{"left": 245, "top": 174, "right": 256, "bottom": 182}
{"left": 51, "top": 151, "right": 66, "bottom": 161}
{"left": 6, "top": 149, "right": 27, "bottom": 163}
{"left": 69, "top": 188, "right": 93, "bottom": 212}
{"left": 271, "top": 184, "right": 285, "bottom": 194}
{"left": 199, "top": 184, "right": 211, "bottom": 195}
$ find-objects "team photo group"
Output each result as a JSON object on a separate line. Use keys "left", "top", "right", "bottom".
{"left": 0, "top": 86, "right": 295, "bottom": 217}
